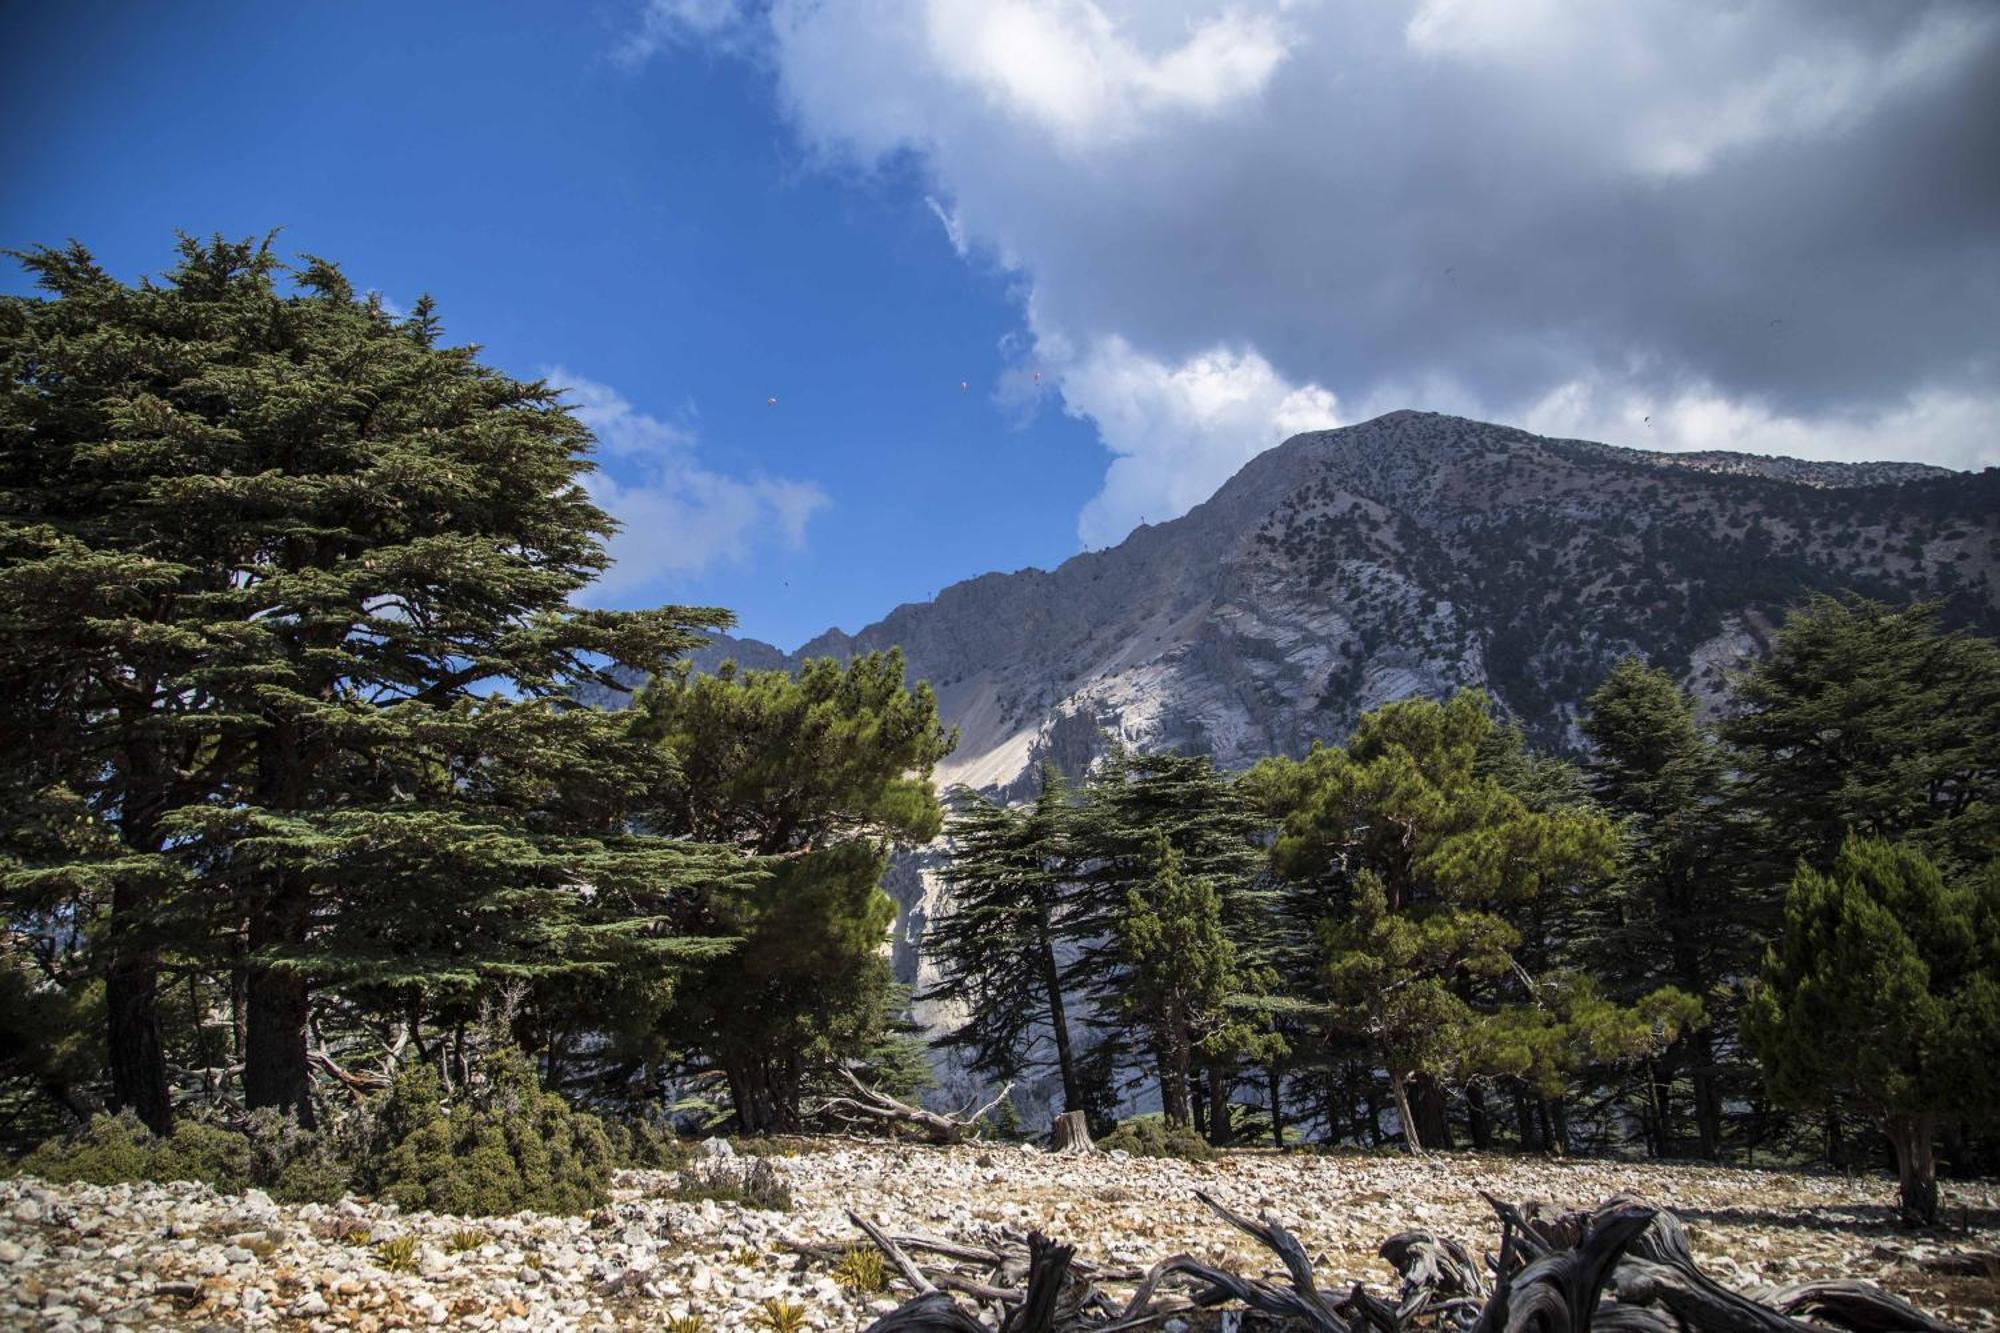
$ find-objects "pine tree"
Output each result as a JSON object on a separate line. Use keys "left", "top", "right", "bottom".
{"left": 1, "top": 235, "right": 732, "bottom": 1127}
{"left": 1112, "top": 834, "right": 1277, "bottom": 1132}
{"left": 925, "top": 764, "right": 1089, "bottom": 1116}
{"left": 1725, "top": 596, "right": 2000, "bottom": 875}
{"left": 631, "top": 651, "right": 954, "bottom": 1132}
{"left": 1250, "top": 692, "right": 1690, "bottom": 1152}
{"left": 1747, "top": 838, "right": 2000, "bottom": 1224}
{"left": 1073, "top": 751, "right": 1279, "bottom": 1138}
{"left": 1583, "top": 658, "right": 1765, "bottom": 1157}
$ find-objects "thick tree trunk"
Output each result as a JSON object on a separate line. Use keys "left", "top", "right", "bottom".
{"left": 1411, "top": 1072, "right": 1453, "bottom": 1150}
{"left": 1206, "top": 1063, "right": 1231, "bottom": 1146}
{"left": 1690, "top": 1029, "right": 1722, "bottom": 1159}
{"left": 1514, "top": 1088, "right": 1542, "bottom": 1151}
{"left": 243, "top": 871, "right": 315, "bottom": 1127}
{"left": 1159, "top": 1034, "right": 1192, "bottom": 1129}
{"left": 105, "top": 877, "right": 171, "bottom": 1134}
{"left": 1886, "top": 1113, "right": 1939, "bottom": 1226}
{"left": 1050, "top": 1110, "right": 1095, "bottom": 1154}
{"left": 1466, "top": 1081, "right": 1492, "bottom": 1151}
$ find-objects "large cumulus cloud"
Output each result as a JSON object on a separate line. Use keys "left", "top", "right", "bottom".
{"left": 629, "top": 0, "right": 2000, "bottom": 543}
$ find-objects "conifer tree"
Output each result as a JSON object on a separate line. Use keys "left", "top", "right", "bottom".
{"left": 1073, "top": 751, "right": 1278, "bottom": 1137}
{"left": 1, "top": 236, "right": 732, "bottom": 1127}
{"left": 1250, "top": 692, "right": 1690, "bottom": 1152}
{"left": 1747, "top": 838, "right": 2000, "bottom": 1224}
{"left": 1583, "top": 658, "right": 1762, "bottom": 1157}
{"left": 631, "top": 651, "right": 954, "bottom": 1132}
{"left": 1725, "top": 596, "right": 2000, "bottom": 874}
{"left": 1112, "top": 834, "right": 1278, "bottom": 1131}
{"left": 925, "top": 764, "right": 1089, "bottom": 1115}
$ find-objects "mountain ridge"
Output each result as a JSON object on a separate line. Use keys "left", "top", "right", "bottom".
{"left": 675, "top": 410, "right": 1992, "bottom": 792}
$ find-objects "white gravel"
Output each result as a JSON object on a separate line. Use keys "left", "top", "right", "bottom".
{"left": 1, "top": 1142, "right": 1993, "bottom": 1330}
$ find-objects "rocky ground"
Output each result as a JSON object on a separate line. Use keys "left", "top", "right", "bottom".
{"left": 1, "top": 1141, "right": 1995, "bottom": 1331}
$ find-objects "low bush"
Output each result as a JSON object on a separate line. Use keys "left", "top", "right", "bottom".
{"left": 14, "top": 1105, "right": 354, "bottom": 1203}
{"left": 1098, "top": 1116, "right": 1217, "bottom": 1162}
{"left": 362, "top": 1047, "right": 618, "bottom": 1216}
{"left": 669, "top": 1155, "right": 792, "bottom": 1211}
{"left": 14, "top": 1044, "right": 626, "bottom": 1215}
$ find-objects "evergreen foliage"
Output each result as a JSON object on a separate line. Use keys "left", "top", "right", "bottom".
{"left": 1583, "top": 659, "right": 1765, "bottom": 1158}
{"left": 1747, "top": 838, "right": 2000, "bottom": 1224}
{"left": 0, "top": 235, "right": 739, "bottom": 1133}
{"left": 926, "top": 765, "right": 1088, "bottom": 1114}
{"left": 631, "top": 651, "right": 954, "bottom": 1132}
{"left": 1725, "top": 596, "right": 2000, "bottom": 873}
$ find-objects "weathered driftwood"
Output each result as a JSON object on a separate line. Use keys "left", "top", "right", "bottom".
{"left": 812, "top": 1068, "right": 1014, "bottom": 1145}
{"left": 848, "top": 1187, "right": 1967, "bottom": 1333}
{"left": 1051, "top": 1110, "right": 1097, "bottom": 1155}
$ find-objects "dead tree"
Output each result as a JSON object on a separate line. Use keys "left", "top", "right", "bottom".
{"left": 812, "top": 1068, "right": 1014, "bottom": 1145}
{"left": 1050, "top": 1111, "right": 1096, "bottom": 1154}
{"left": 847, "top": 1188, "right": 1968, "bottom": 1333}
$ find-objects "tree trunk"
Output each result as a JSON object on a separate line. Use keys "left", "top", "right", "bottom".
{"left": 1389, "top": 1068, "right": 1422, "bottom": 1153}
{"left": 1051, "top": 1110, "right": 1095, "bottom": 1154}
{"left": 1885, "top": 1113, "right": 1939, "bottom": 1226}
{"left": 1206, "top": 1063, "right": 1231, "bottom": 1146}
{"left": 1466, "top": 1082, "right": 1492, "bottom": 1151}
{"left": 1411, "top": 1072, "right": 1453, "bottom": 1150}
{"left": 1690, "top": 1029, "right": 1722, "bottom": 1159}
{"left": 1516, "top": 1088, "right": 1541, "bottom": 1151}
{"left": 1159, "top": 1035, "right": 1192, "bottom": 1129}
{"left": 105, "top": 877, "right": 171, "bottom": 1134}
{"left": 243, "top": 873, "right": 314, "bottom": 1126}
{"left": 1267, "top": 1065, "right": 1285, "bottom": 1148}
{"left": 1033, "top": 914, "right": 1084, "bottom": 1118}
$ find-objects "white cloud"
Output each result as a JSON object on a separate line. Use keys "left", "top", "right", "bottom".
{"left": 548, "top": 367, "right": 829, "bottom": 601}
{"left": 630, "top": 0, "right": 2000, "bottom": 545}
{"left": 1519, "top": 378, "right": 2000, "bottom": 472}
{"left": 1055, "top": 335, "right": 1339, "bottom": 547}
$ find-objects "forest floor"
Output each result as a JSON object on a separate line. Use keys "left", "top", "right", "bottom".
{"left": 1, "top": 1140, "right": 1995, "bottom": 1331}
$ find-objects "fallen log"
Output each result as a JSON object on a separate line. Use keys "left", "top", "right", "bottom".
{"left": 812, "top": 1069, "right": 1014, "bottom": 1145}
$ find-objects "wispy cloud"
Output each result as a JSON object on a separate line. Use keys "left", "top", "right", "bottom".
{"left": 547, "top": 367, "right": 829, "bottom": 602}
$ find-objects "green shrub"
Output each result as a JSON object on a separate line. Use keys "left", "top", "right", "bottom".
{"left": 17, "top": 1111, "right": 255, "bottom": 1190}
{"left": 605, "top": 1116, "right": 690, "bottom": 1171}
{"left": 363, "top": 1047, "right": 618, "bottom": 1216}
{"left": 668, "top": 1156, "right": 792, "bottom": 1211}
{"left": 374, "top": 1235, "right": 421, "bottom": 1273}
{"left": 1098, "top": 1117, "right": 1216, "bottom": 1162}
{"left": 17, "top": 1107, "right": 354, "bottom": 1203}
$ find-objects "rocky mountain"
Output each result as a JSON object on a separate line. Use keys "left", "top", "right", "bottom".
{"left": 634, "top": 409, "right": 1999, "bottom": 1115}
{"left": 681, "top": 410, "right": 1996, "bottom": 793}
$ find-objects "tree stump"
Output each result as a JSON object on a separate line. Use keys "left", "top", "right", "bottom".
{"left": 1050, "top": 1110, "right": 1095, "bottom": 1154}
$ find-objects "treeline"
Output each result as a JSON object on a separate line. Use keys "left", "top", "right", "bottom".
{"left": 0, "top": 238, "right": 952, "bottom": 1175}
{"left": 927, "top": 596, "right": 2000, "bottom": 1223}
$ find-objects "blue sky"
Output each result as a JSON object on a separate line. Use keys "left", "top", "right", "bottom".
{"left": 0, "top": 0, "right": 1105, "bottom": 650}
{"left": 7, "top": 2, "right": 1995, "bottom": 648}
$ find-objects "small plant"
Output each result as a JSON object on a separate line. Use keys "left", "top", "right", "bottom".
{"left": 1098, "top": 1116, "right": 1217, "bottom": 1162}
{"left": 668, "top": 1157, "right": 792, "bottom": 1212}
{"left": 831, "top": 1245, "right": 890, "bottom": 1293}
{"left": 727, "top": 1244, "right": 765, "bottom": 1268}
{"left": 664, "top": 1316, "right": 711, "bottom": 1333}
{"left": 373, "top": 1235, "right": 420, "bottom": 1273}
{"left": 445, "top": 1228, "right": 492, "bottom": 1254}
{"left": 337, "top": 1224, "right": 374, "bottom": 1247}
{"left": 750, "top": 1299, "right": 809, "bottom": 1332}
